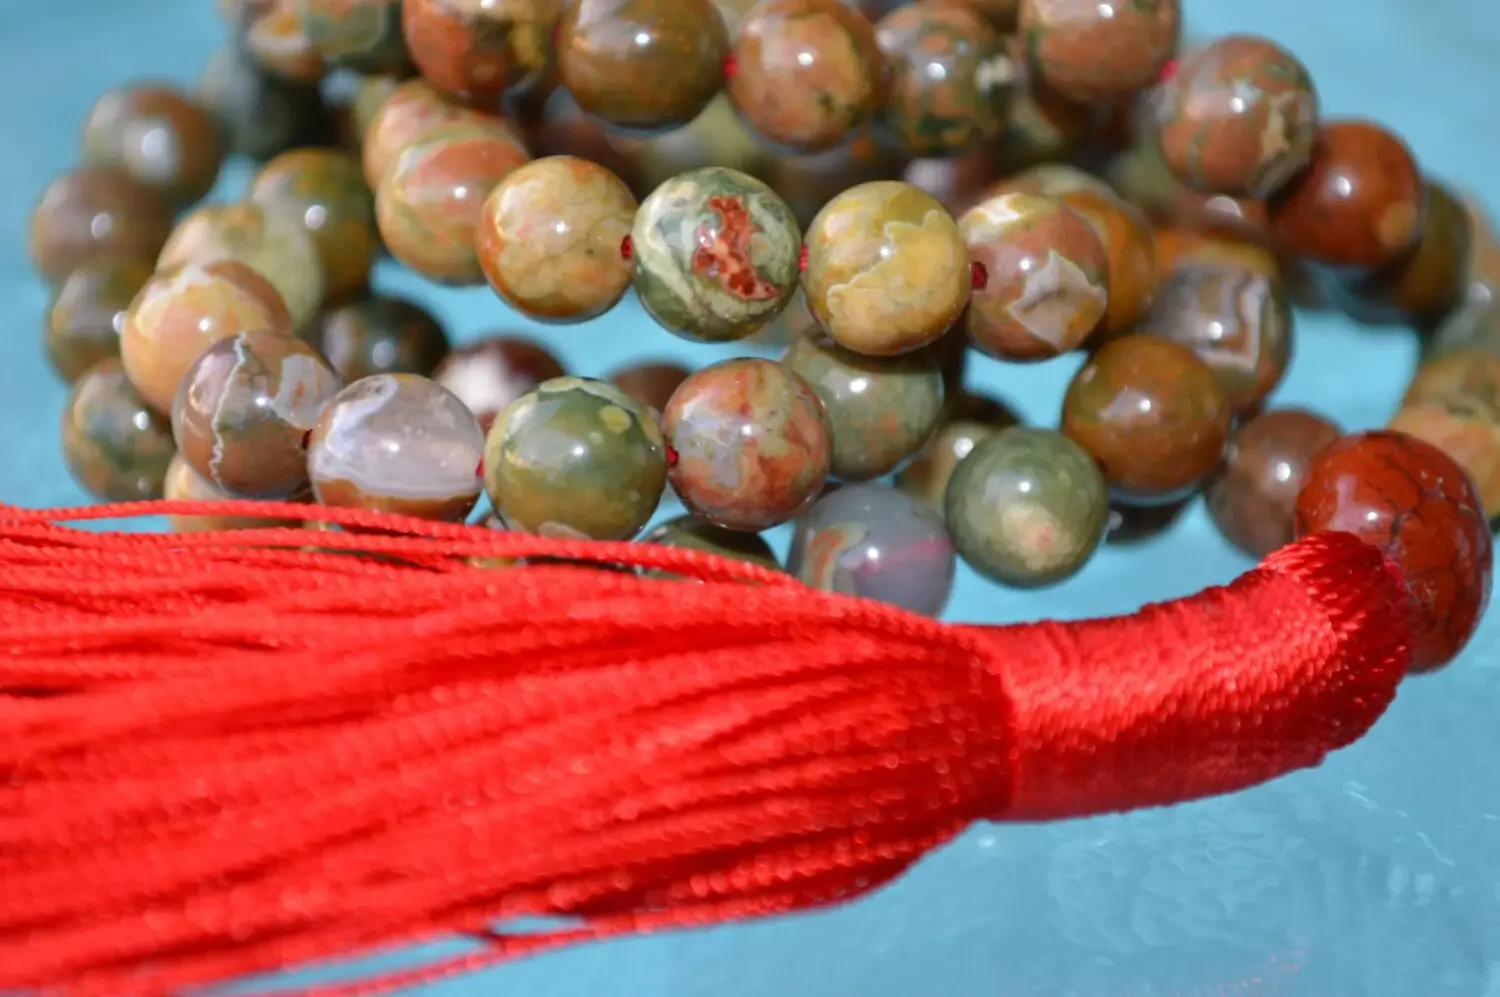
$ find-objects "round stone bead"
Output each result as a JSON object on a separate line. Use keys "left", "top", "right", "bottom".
{"left": 1054, "top": 186, "right": 1156, "bottom": 343}
{"left": 1391, "top": 348, "right": 1500, "bottom": 517}
{"left": 476, "top": 156, "right": 637, "bottom": 322}
{"left": 158, "top": 202, "right": 326, "bottom": 330}
{"left": 558, "top": 0, "right": 730, "bottom": 133}
{"left": 403, "top": 0, "right": 558, "bottom": 102}
{"left": 172, "top": 330, "right": 342, "bottom": 499}
{"left": 197, "top": 43, "right": 324, "bottom": 161}
{"left": 664, "top": 358, "right": 833, "bottom": 531}
{"left": 642, "top": 514, "right": 781, "bottom": 575}
{"left": 1018, "top": 0, "right": 1180, "bottom": 103}
{"left": 1268, "top": 120, "right": 1425, "bottom": 274}
{"left": 361, "top": 79, "right": 518, "bottom": 188}
{"left": 307, "top": 294, "right": 451, "bottom": 384}
{"left": 432, "top": 336, "right": 567, "bottom": 433}
{"left": 376, "top": 122, "right": 531, "bottom": 285}
{"left": 1143, "top": 264, "right": 1292, "bottom": 417}
{"left": 1295, "top": 431, "right": 1492, "bottom": 672}
{"left": 726, "top": 0, "right": 886, "bottom": 152}
{"left": 789, "top": 482, "right": 956, "bottom": 616}
{"left": 60, "top": 359, "right": 176, "bottom": 503}
{"left": 1345, "top": 180, "right": 1473, "bottom": 328}
{"left": 299, "top": 0, "right": 410, "bottom": 73}
{"left": 607, "top": 361, "right": 692, "bottom": 419}
{"left": 122, "top": 260, "right": 294, "bottom": 414}
{"left": 1206, "top": 408, "right": 1341, "bottom": 558}
{"left": 803, "top": 180, "right": 971, "bottom": 356}
{"left": 874, "top": 0, "right": 1011, "bottom": 157}
{"left": 307, "top": 373, "right": 485, "bottom": 522}
{"left": 484, "top": 377, "right": 668, "bottom": 540}
{"left": 782, "top": 334, "right": 945, "bottom": 480}
{"left": 244, "top": 0, "right": 327, "bottom": 83}
{"left": 80, "top": 84, "right": 223, "bottom": 207}
{"left": 1154, "top": 35, "right": 1318, "bottom": 198}
{"left": 44, "top": 258, "right": 153, "bottom": 384}
{"left": 896, "top": 391, "right": 1021, "bottom": 512}
{"left": 164, "top": 454, "right": 299, "bottom": 533}
{"left": 1062, "top": 334, "right": 1232, "bottom": 504}
{"left": 249, "top": 148, "right": 377, "bottom": 305}
{"left": 945, "top": 427, "right": 1108, "bottom": 587}
{"left": 958, "top": 192, "right": 1109, "bottom": 361}
{"left": 632, "top": 167, "right": 802, "bottom": 342}
{"left": 28, "top": 167, "right": 173, "bottom": 285}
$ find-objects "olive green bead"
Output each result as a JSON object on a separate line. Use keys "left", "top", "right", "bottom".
{"left": 641, "top": 514, "right": 781, "bottom": 580}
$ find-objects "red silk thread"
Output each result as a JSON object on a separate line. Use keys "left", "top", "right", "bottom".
{"left": 0, "top": 500, "right": 1413, "bottom": 995}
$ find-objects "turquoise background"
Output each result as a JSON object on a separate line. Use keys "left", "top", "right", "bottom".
{"left": 4, "top": 1, "right": 1499, "bottom": 993}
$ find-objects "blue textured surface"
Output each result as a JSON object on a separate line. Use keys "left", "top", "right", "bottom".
{"left": 6, "top": 1, "right": 1500, "bottom": 994}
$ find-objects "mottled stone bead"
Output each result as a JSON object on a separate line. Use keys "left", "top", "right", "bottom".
{"left": 895, "top": 391, "right": 1021, "bottom": 512}
{"left": 607, "top": 361, "right": 692, "bottom": 419}
{"left": 307, "top": 295, "right": 450, "bottom": 384}
{"left": 243, "top": 0, "right": 326, "bottom": 83}
{"left": 874, "top": 0, "right": 1011, "bottom": 157}
{"left": 1268, "top": 120, "right": 1425, "bottom": 274}
{"left": 1143, "top": 264, "right": 1292, "bottom": 416}
{"left": 789, "top": 482, "right": 955, "bottom": 615}
{"left": 803, "top": 180, "right": 971, "bottom": 356}
{"left": 759, "top": 123, "right": 905, "bottom": 231}
{"left": 782, "top": 334, "right": 945, "bottom": 480}
{"left": 122, "top": 260, "right": 294, "bottom": 414}
{"left": 1344, "top": 180, "right": 1472, "bottom": 328}
{"left": 987, "top": 161, "right": 1112, "bottom": 200}
{"left": 432, "top": 336, "right": 566, "bottom": 433}
{"left": 1019, "top": 0, "right": 1180, "bottom": 103}
{"left": 361, "top": 79, "right": 521, "bottom": 188}
{"left": 300, "top": 0, "right": 411, "bottom": 73}
{"left": 633, "top": 167, "right": 802, "bottom": 342}
{"left": 403, "top": 0, "right": 557, "bottom": 102}
{"left": 485, "top": 377, "right": 667, "bottom": 539}
{"left": 1296, "top": 431, "right": 1492, "bottom": 672}
{"left": 158, "top": 202, "right": 326, "bottom": 330}
{"left": 1205, "top": 408, "right": 1341, "bottom": 558}
{"left": 1152, "top": 225, "right": 1279, "bottom": 284}
{"left": 1062, "top": 334, "right": 1231, "bottom": 504}
{"left": 642, "top": 514, "right": 781, "bottom": 576}
{"left": 80, "top": 84, "right": 223, "bottom": 208}
{"left": 44, "top": 258, "right": 152, "bottom": 384}
{"left": 958, "top": 192, "right": 1109, "bottom": 361}
{"left": 60, "top": 359, "right": 176, "bottom": 503}
{"left": 476, "top": 156, "right": 637, "bottom": 322}
{"left": 727, "top": 0, "right": 886, "bottom": 152}
{"left": 28, "top": 167, "right": 173, "bottom": 285}
{"left": 197, "top": 43, "right": 324, "bottom": 161}
{"left": 994, "top": 46, "right": 1091, "bottom": 172}
{"left": 1154, "top": 35, "right": 1318, "bottom": 198}
{"left": 558, "top": 0, "right": 730, "bottom": 133}
{"left": 172, "top": 330, "right": 342, "bottom": 499}
{"left": 308, "top": 374, "right": 485, "bottom": 521}
{"left": 1392, "top": 347, "right": 1500, "bottom": 517}
{"left": 945, "top": 426, "right": 1108, "bottom": 586}
{"left": 164, "top": 454, "right": 300, "bottom": 533}
{"left": 902, "top": 149, "right": 1006, "bottom": 218}
{"left": 376, "top": 122, "right": 531, "bottom": 285}
{"left": 664, "top": 358, "right": 833, "bottom": 530}
{"left": 615, "top": 92, "right": 770, "bottom": 195}
{"left": 249, "top": 148, "right": 377, "bottom": 305}
{"left": 1055, "top": 186, "right": 1156, "bottom": 343}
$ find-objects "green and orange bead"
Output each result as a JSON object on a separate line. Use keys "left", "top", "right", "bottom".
{"left": 664, "top": 358, "right": 833, "bottom": 531}
{"left": 249, "top": 148, "right": 378, "bottom": 305}
{"left": 171, "top": 330, "right": 342, "bottom": 499}
{"left": 306, "top": 294, "right": 452, "bottom": 383}
{"left": 484, "top": 378, "right": 668, "bottom": 540}
{"left": 803, "top": 180, "right": 972, "bottom": 355}
{"left": 1346, "top": 180, "right": 1474, "bottom": 328}
{"left": 60, "top": 359, "right": 177, "bottom": 503}
{"left": 958, "top": 191, "right": 1109, "bottom": 361}
{"left": 632, "top": 167, "right": 802, "bottom": 342}
{"left": 299, "top": 0, "right": 410, "bottom": 73}
{"left": 361, "top": 79, "right": 519, "bottom": 188}
{"left": 197, "top": 43, "right": 324, "bottom": 162}
{"left": 642, "top": 513, "right": 782, "bottom": 575}
{"left": 44, "top": 258, "right": 153, "bottom": 384}
{"left": 1019, "top": 0, "right": 1180, "bottom": 103}
{"left": 28, "top": 166, "right": 173, "bottom": 286}
{"left": 434, "top": 336, "right": 566, "bottom": 434}
{"left": 896, "top": 391, "right": 1021, "bottom": 512}
{"left": 403, "top": 0, "right": 558, "bottom": 103}
{"left": 1055, "top": 186, "right": 1157, "bottom": 342}
{"left": 80, "top": 84, "right": 223, "bottom": 207}
{"left": 242, "top": 0, "right": 326, "bottom": 83}
{"left": 782, "top": 334, "right": 945, "bottom": 480}
{"left": 1154, "top": 35, "right": 1318, "bottom": 198}
{"left": 164, "top": 454, "right": 300, "bottom": 533}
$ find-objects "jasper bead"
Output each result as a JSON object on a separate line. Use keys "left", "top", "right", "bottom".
{"left": 643, "top": 514, "right": 781, "bottom": 574}
{"left": 1062, "top": 334, "right": 1231, "bottom": 504}
{"left": 1345, "top": 180, "right": 1473, "bottom": 327}
{"left": 485, "top": 378, "right": 667, "bottom": 540}
{"left": 558, "top": 0, "right": 730, "bottom": 133}
{"left": 804, "top": 180, "right": 971, "bottom": 356}
{"left": 243, "top": 0, "right": 326, "bottom": 83}
{"left": 197, "top": 43, "right": 324, "bottom": 161}
{"left": 1154, "top": 35, "right": 1318, "bottom": 198}
{"left": 959, "top": 192, "right": 1109, "bottom": 361}
{"left": 896, "top": 391, "right": 1021, "bottom": 512}
{"left": 1055, "top": 187, "right": 1156, "bottom": 342}
{"left": 1268, "top": 120, "right": 1425, "bottom": 274}
{"left": 122, "top": 260, "right": 294, "bottom": 414}
{"left": 60, "top": 360, "right": 176, "bottom": 503}
{"left": 632, "top": 167, "right": 802, "bottom": 342}
{"left": 477, "top": 156, "right": 637, "bottom": 322}
{"left": 727, "top": 0, "right": 886, "bottom": 152}
{"left": 81, "top": 84, "right": 223, "bottom": 207}
{"left": 664, "top": 358, "right": 833, "bottom": 531}
{"left": 403, "top": 0, "right": 558, "bottom": 102}
{"left": 361, "top": 79, "right": 521, "bottom": 187}
{"left": 1392, "top": 348, "right": 1500, "bottom": 517}
{"left": 782, "top": 334, "right": 945, "bottom": 481}
{"left": 1295, "top": 431, "right": 1492, "bottom": 672}
{"left": 249, "top": 148, "right": 377, "bottom": 305}
{"left": 44, "top": 258, "right": 152, "bottom": 384}
{"left": 1018, "top": 0, "right": 1180, "bottom": 103}
{"left": 1206, "top": 408, "right": 1341, "bottom": 558}
{"left": 307, "top": 295, "right": 451, "bottom": 383}
{"left": 172, "top": 330, "right": 342, "bottom": 499}
{"left": 432, "top": 336, "right": 567, "bottom": 433}
{"left": 789, "top": 483, "right": 956, "bottom": 615}
{"left": 28, "top": 167, "right": 173, "bottom": 285}
{"left": 607, "top": 361, "right": 692, "bottom": 418}
{"left": 308, "top": 374, "right": 485, "bottom": 522}
{"left": 945, "top": 427, "right": 1108, "bottom": 587}
{"left": 299, "top": 0, "right": 410, "bottom": 73}
{"left": 164, "top": 454, "right": 299, "bottom": 533}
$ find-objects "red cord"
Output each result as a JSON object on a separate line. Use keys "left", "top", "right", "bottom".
{"left": 0, "top": 500, "right": 1412, "bottom": 995}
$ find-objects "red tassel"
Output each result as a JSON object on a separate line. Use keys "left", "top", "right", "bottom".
{"left": 0, "top": 501, "right": 1412, "bottom": 996}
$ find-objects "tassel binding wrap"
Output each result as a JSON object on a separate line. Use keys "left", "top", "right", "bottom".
{"left": 0, "top": 500, "right": 1413, "bottom": 995}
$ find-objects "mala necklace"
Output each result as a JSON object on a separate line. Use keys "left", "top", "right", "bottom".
{"left": 14, "top": 0, "right": 1499, "bottom": 992}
